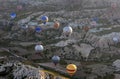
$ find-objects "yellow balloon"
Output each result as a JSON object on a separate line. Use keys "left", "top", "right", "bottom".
{"left": 46, "top": 17, "right": 48, "bottom": 22}
{"left": 66, "top": 64, "right": 77, "bottom": 76}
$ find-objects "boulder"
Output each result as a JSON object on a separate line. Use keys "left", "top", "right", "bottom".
{"left": 52, "top": 39, "right": 77, "bottom": 47}
{"left": 0, "top": 62, "right": 44, "bottom": 79}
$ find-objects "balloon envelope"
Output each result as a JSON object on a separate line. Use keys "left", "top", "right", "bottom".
{"left": 83, "top": 26, "right": 89, "bottom": 32}
{"left": 90, "top": 21, "right": 97, "bottom": 27}
{"left": 66, "top": 64, "right": 77, "bottom": 76}
{"left": 41, "top": 16, "right": 48, "bottom": 22}
{"left": 35, "top": 45, "right": 44, "bottom": 52}
{"left": 52, "top": 56, "right": 60, "bottom": 65}
{"left": 17, "top": 5, "right": 22, "bottom": 10}
{"left": 92, "top": 17, "right": 99, "bottom": 22}
{"left": 54, "top": 22, "right": 60, "bottom": 29}
{"left": 10, "top": 12, "right": 16, "bottom": 19}
{"left": 35, "top": 27, "right": 42, "bottom": 32}
{"left": 63, "top": 26, "right": 73, "bottom": 35}
{"left": 21, "top": 24, "right": 28, "bottom": 29}
{"left": 111, "top": 2, "right": 117, "bottom": 8}
{"left": 113, "top": 37, "right": 119, "bottom": 43}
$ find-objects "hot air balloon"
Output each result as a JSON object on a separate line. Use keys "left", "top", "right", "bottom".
{"left": 41, "top": 16, "right": 48, "bottom": 24}
{"left": 91, "top": 17, "right": 99, "bottom": 22}
{"left": 83, "top": 26, "right": 89, "bottom": 32}
{"left": 66, "top": 64, "right": 77, "bottom": 76}
{"left": 63, "top": 26, "right": 73, "bottom": 37}
{"left": 54, "top": 21, "right": 60, "bottom": 29}
{"left": 52, "top": 55, "right": 60, "bottom": 66}
{"left": 113, "top": 37, "right": 119, "bottom": 43}
{"left": 35, "top": 27, "right": 42, "bottom": 33}
{"left": 111, "top": 2, "right": 117, "bottom": 9}
{"left": 17, "top": 5, "right": 22, "bottom": 10}
{"left": 21, "top": 24, "right": 28, "bottom": 29}
{"left": 10, "top": 12, "right": 16, "bottom": 19}
{"left": 35, "top": 44, "right": 44, "bottom": 54}
{"left": 90, "top": 21, "right": 97, "bottom": 28}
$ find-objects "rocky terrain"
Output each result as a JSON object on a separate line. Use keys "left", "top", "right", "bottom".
{"left": 0, "top": 62, "right": 41, "bottom": 79}
{"left": 0, "top": 0, "right": 120, "bottom": 79}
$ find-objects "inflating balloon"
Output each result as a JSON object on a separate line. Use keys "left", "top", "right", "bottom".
{"left": 10, "top": 12, "right": 16, "bottom": 19}
{"left": 52, "top": 55, "right": 60, "bottom": 66}
{"left": 66, "top": 64, "right": 77, "bottom": 76}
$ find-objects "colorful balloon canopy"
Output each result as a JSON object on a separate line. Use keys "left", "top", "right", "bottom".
{"left": 54, "top": 21, "right": 60, "bottom": 29}
{"left": 35, "top": 44, "right": 44, "bottom": 52}
{"left": 35, "top": 27, "right": 42, "bottom": 33}
{"left": 52, "top": 55, "right": 60, "bottom": 66}
{"left": 66, "top": 64, "right": 77, "bottom": 76}
{"left": 41, "top": 16, "right": 48, "bottom": 24}
{"left": 63, "top": 26, "right": 73, "bottom": 36}
{"left": 10, "top": 12, "right": 16, "bottom": 19}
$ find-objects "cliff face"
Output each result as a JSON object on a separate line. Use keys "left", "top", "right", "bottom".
{"left": 0, "top": 62, "right": 42, "bottom": 79}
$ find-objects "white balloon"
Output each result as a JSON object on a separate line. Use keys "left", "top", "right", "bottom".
{"left": 113, "top": 37, "right": 119, "bottom": 43}
{"left": 90, "top": 21, "right": 97, "bottom": 26}
{"left": 21, "top": 24, "right": 28, "bottom": 29}
{"left": 63, "top": 26, "right": 73, "bottom": 35}
{"left": 35, "top": 45, "right": 44, "bottom": 52}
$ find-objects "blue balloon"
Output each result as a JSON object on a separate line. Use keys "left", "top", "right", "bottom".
{"left": 41, "top": 16, "right": 48, "bottom": 21}
{"left": 92, "top": 17, "right": 99, "bottom": 22}
{"left": 10, "top": 12, "right": 16, "bottom": 19}
{"left": 52, "top": 56, "right": 60, "bottom": 66}
{"left": 35, "top": 27, "right": 42, "bottom": 32}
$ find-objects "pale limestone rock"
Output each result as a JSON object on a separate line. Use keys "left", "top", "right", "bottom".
{"left": 73, "top": 44, "right": 94, "bottom": 58}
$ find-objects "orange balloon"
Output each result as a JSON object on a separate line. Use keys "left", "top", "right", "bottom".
{"left": 83, "top": 26, "right": 89, "bottom": 32}
{"left": 54, "top": 22, "right": 60, "bottom": 29}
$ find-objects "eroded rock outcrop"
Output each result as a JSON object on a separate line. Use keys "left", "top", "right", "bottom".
{"left": 0, "top": 62, "right": 42, "bottom": 79}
